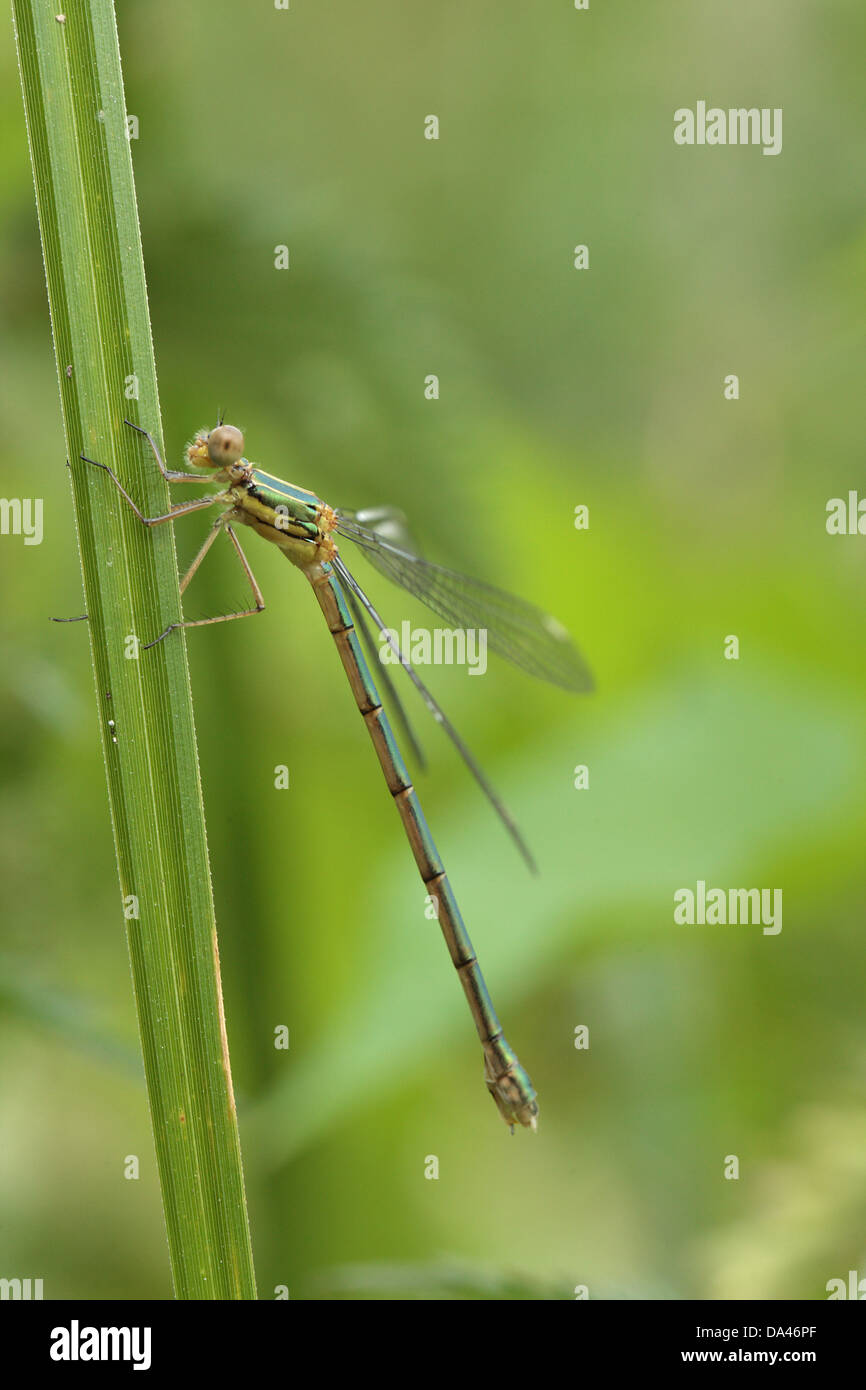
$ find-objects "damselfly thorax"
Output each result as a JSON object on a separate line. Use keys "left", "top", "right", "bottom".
{"left": 186, "top": 430, "right": 338, "bottom": 570}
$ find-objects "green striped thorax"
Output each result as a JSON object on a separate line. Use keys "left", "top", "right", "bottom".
{"left": 187, "top": 424, "right": 338, "bottom": 570}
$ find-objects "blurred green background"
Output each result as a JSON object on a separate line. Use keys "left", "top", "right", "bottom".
{"left": 2, "top": 0, "right": 865, "bottom": 1300}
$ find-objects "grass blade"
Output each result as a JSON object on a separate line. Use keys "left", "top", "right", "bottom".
{"left": 11, "top": 0, "right": 257, "bottom": 1297}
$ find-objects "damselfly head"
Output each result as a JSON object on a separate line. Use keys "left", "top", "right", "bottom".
{"left": 187, "top": 424, "right": 245, "bottom": 471}
{"left": 206, "top": 424, "right": 245, "bottom": 466}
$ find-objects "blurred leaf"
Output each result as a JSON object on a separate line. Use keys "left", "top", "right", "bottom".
{"left": 309, "top": 1256, "right": 573, "bottom": 1301}
{"left": 0, "top": 953, "right": 140, "bottom": 1075}
{"left": 247, "top": 659, "right": 862, "bottom": 1167}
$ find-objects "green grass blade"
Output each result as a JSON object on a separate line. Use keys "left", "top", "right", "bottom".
{"left": 11, "top": 0, "right": 257, "bottom": 1298}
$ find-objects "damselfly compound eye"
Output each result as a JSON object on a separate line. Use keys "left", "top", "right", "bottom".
{"left": 207, "top": 424, "right": 245, "bottom": 466}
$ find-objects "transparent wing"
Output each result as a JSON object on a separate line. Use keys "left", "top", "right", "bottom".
{"left": 350, "top": 506, "right": 421, "bottom": 553}
{"left": 333, "top": 554, "right": 536, "bottom": 872}
{"left": 335, "top": 511, "right": 594, "bottom": 694}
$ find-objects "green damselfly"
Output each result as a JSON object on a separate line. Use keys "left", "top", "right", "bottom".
{"left": 82, "top": 420, "right": 594, "bottom": 1130}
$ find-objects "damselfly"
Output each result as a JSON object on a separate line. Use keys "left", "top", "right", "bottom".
{"left": 82, "top": 421, "right": 594, "bottom": 1130}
